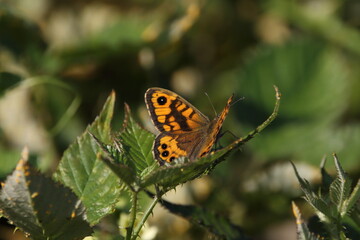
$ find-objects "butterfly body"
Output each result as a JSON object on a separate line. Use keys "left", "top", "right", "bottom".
{"left": 145, "top": 87, "right": 233, "bottom": 165}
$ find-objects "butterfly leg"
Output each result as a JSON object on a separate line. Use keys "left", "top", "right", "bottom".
{"left": 214, "top": 130, "right": 239, "bottom": 150}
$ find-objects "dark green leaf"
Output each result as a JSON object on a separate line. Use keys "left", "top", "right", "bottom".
{"left": 55, "top": 91, "right": 121, "bottom": 224}
{"left": 153, "top": 192, "right": 249, "bottom": 240}
{"left": 0, "top": 152, "right": 92, "bottom": 240}
{"left": 233, "top": 38, "right": 355, "bottom": 167}
{"left": 88, "top": 132, "right": 137, "bottom": 190}
{"left": 238, "top": 39, "right": 346, "bottom": 120}
{"left": 117, "top": 104, "right": 155, "bottom": 175}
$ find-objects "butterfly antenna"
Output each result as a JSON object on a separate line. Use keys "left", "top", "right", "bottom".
{"left": 204, "top": 92, "right": 217, "bottom": 116}
{"left": 230, "top": 96, "right": 245, "bottom": 107}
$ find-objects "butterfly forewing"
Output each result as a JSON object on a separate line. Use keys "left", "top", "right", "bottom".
{"left": 145, "top": 88, "right": 209, "bottom": 133}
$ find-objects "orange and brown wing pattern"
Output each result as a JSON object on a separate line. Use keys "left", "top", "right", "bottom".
{"left": 196, "top": 94, "right": 234, "bottom": 159}
{"left": 145, "top": 87, "right": 233, "bottom": 165}
{"left": 145, "top": 88, "right": 209, "bottom": 133}
{"left": 153, "top": 130, "right": 206, "bottom": 164}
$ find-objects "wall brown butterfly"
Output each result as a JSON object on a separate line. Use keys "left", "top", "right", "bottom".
{"left": 145, "top": 87, "right": 233, "bottom": 165}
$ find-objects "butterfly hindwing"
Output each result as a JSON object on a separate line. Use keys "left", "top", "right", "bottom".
{"left": 154, "top": 130, "right": 206, "bottom": 165}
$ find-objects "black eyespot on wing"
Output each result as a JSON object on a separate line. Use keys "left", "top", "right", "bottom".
{"left": 161, "top": 144, "right": 167, "bottom": 149}
{"left": 157, "top": 96, "right": 167, "bottom": 105}
{"left": 169, "top": 156, "right": 175, "bottom": 162}
{"left": 162, "top": 151, "right": 169, "bottom": 157}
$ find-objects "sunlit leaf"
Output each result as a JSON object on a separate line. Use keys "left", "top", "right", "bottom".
{"left": 117, "top": 104, "right": 155, "bottom": 175}
{"left": 55, "top": 91, "right": 121, "bottom": 224}
{"left": 89, "top": 132, "right": 137, "bottom": 190}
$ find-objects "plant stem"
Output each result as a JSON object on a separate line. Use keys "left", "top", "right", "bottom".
{"left": 127, "top": 191, "right": 138, "bottom": 240}
{"left": 131, "top": 194, "right": 160, "bottom": 240}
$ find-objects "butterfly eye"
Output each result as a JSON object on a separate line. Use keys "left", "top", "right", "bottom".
{"left": 157, "top": 96, "right": 167, "bottom": 105}
{"left": 162, "top": 151, "right": 169, "bottom": 157}
{"left": 161, "top": 144, "right": 167, "bottom": 149}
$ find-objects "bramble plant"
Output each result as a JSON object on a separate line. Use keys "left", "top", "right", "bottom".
{"left": 0, "top": 87, "right": 280, "bottom": 240}
{"left": 292, "top": 155, "right": 360, "bottom": 240}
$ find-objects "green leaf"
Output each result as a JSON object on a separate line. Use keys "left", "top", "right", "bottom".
{"left": 350, "top": 202, "right": 360, "bottom": 228}
{"left": 344, "top": 179, "right": 360, "bottom": 218}
{"left": 292, "top": 202, "right": 321, "bottom": 240}
{"left": 117, "top": 104, "right": 155, "bottom": 175}
{"left": 152, "top": 192, "right": 249, "bottom": 240}
{"left": 329, "top": 154, "right": 352, "bottom": 215}
{"left": 55, "top": 91, "right": 121, "bottom": 224}
{"left": 0, "top": 72, "right": 22, "bottom": 97}
{"left": 232, "top": 38, "right": 355, "bottom": 167}
{"left": 0, "top": 151, "right": 92, "bottom": 240}
{"left": 291, "top": 162, "right": 331, "bottom": 219}
{"left": 292, "top": 155, "right": 360, "bottom": 238}
{"left": 238, "top": 39, "right": 346, "bottom": 120}
{"left": 88, "top": 132, "right": 137, "bottom": 191}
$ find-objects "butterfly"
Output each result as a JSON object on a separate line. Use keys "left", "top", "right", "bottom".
{"left": 145, "top": 87, "right": 233, "bottom": 165}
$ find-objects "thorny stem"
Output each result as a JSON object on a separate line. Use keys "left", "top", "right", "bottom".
{"left": 131, "top": 193, "right": 160, "bottom": 240}
{"left": 127, "top": 191, "right": 138, "bottom": 240}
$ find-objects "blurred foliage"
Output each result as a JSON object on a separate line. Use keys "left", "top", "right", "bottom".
{"left": 0, "top": 0, "right": 359, "bottom": 239}
{"left": 292, "top": 155, "right": 360, "bottom": 240}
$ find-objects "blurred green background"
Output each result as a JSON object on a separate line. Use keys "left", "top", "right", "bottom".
{"left": 0, "top": 0, "right": 359, "bottom": 239}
